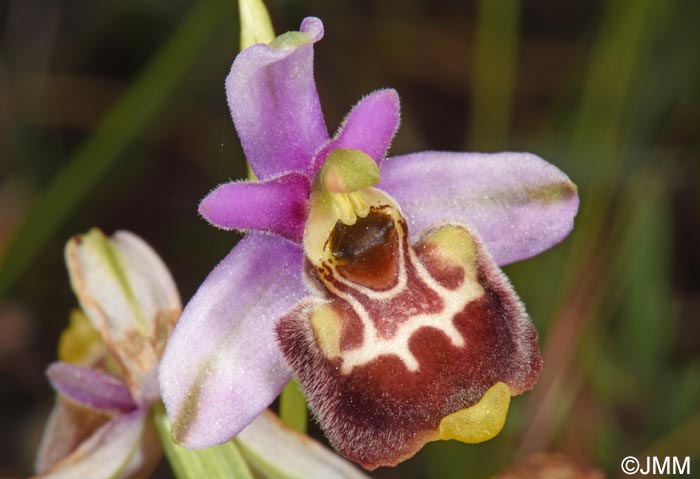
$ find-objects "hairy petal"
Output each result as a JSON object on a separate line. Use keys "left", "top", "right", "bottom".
{"left": 47, "top": 362, "right": 137, "bottom": 413}
{"left": 34, "top": 410, "right": 147, "bottom": 479}
{"left": 159, "top": 233, "right": 306, "bottom": 448}
{"left": 312, "top": 89, "right": 400, "bottom": 172}
{"left": 227, "top": 17, "right": 328, "bottom": 179}
{"left": 236, "top": 411, "right": 370, "bottom": 479}
{"left": 378, "top": 151, "right": 579, "bottom": 266}
{"left": 65, "top": 230, "right": 180, "bottom": 404}
{"left": 199, "top": 173, "right": 310, "bottom": 242}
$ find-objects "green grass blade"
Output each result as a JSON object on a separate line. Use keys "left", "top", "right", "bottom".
{"left": 469, "top": 0, "right": 521, "bottom": 151}
{"left": 0, "top": 0, "right": 230, "bottom": 296}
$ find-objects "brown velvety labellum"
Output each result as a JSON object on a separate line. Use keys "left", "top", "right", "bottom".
{"left": 278, "top": 200, "right": 542, "bottom": 470}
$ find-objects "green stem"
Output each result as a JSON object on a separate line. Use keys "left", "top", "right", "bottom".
{"left": 279, "top": 379, "right": 308, "bottom": 434}
{"left": 469, "top": 0, "right": 521, "bottom": 150}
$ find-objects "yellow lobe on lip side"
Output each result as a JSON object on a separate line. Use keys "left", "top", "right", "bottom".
{"left": 437, "top": 382, "right": 511, "bottom": 443}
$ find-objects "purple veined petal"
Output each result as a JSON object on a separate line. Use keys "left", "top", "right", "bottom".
{"left": 227, "top": 17, "right": 329, "bottom": 179}
{"left": 199, "top": 172, "right": 310, "bottom": 243}
{"left": 47, "top": 362, "right": 137, "bottom": 413}
{"left": 33, "top": 409, "right": 147, "bottom": 479}
{"left": 236, "top": 410, "right": 370, "bottom": 479}
{"left": 378, "top": 151, "right": 579, "bottom": 266}
{"left": 311, "top": 89, "right": 401, "bottom": 173}
{"left": 159, "top": 233, "right": 306, "bottom": 448}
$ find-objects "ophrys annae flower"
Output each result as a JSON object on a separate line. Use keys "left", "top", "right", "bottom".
{"left": 159, "top": 17, "right": 578, "bottom": 470}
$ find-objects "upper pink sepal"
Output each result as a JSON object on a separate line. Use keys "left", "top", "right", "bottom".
{"left": 227, "top": 17, "right": 329, "bottom": 179}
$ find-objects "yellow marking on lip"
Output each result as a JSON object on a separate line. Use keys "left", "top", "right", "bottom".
{"left": 423, "top": 225, "right": 478, "bottom": 273}
{"left": 437, "top": 382, "right": 511, "bottom": 443}
{"left": 310, "top": 304, "right": 343, "bottom": 359}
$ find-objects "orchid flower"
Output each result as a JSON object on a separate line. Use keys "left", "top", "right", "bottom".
{"left": 35, "top": 229, "right": 181, "bottom": 478}
{"left": 159, "top": 17, "right": 579, "bottom": 470}
{"left": 36, "top": 228, "right": 367, "bottom": 478}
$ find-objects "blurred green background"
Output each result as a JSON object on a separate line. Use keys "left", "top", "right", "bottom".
{"left": 1, "top": 0, "right": 698, "bottom": 477}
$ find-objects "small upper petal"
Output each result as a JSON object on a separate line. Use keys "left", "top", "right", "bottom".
{"left": 159, "top": 233, "right": 306, "bottom": 448}
{"left": 47, "top": 362, "right": 137, "bottom": 413}
{"left": 378, "top": 151, "right": 579, "bottom": 266}
{"left": 199, "top": 173, "right": 310, "bottom": 242}
{"left": 311, "top": 89, "right": 400, "bottom": 173}
{"left": 227, "top": 17, "right": 329, "bottom": 179}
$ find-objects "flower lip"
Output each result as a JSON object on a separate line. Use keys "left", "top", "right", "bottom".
{"left": 277, "top": 212, "right": 543, "bottom": 469}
